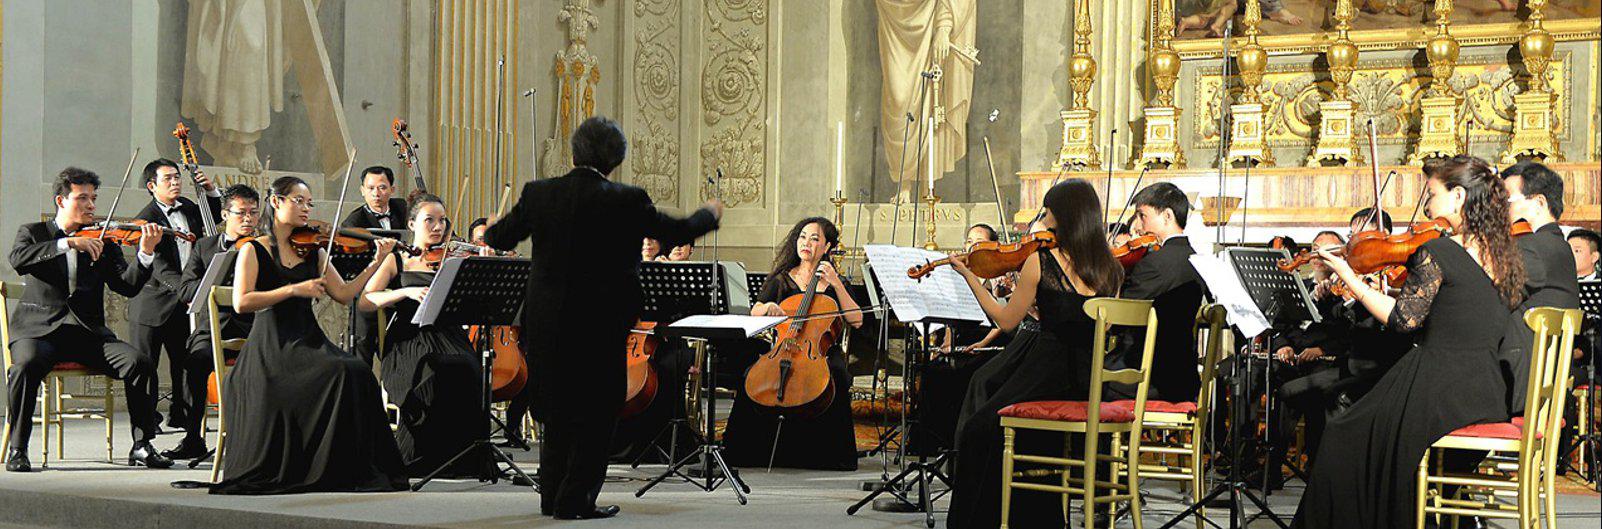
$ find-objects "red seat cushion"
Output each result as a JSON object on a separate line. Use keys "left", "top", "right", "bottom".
{"left": 1510, "top": 416, "right": 1565, "bottom": 429}
{"left": 1448, "top": 418, "right": 1558, "bottom": 441}
{"left": 1110, "top": 399, "right": 1198, "bottom": 414}
{"left": 998, "top": 401, "right": 1137, "bottom": 423}
{"left": 51, "top": 362, "right": 97, "bottom": 372}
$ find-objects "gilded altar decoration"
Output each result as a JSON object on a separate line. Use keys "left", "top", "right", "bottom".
{"left": 1310, "top": 0, "right": 1362, "bottom": 166}
{"left": 544, "top": 0, "right": 602, "bottom": 178}
{"left": 698, "top": 0, "right": 769, "bottom": 206}
{"left": 632, "top": 0, "right": 681, "bottom": 201}
{"left": 1504, "top": 0, "right": 1565, "bottom": 163}
{"left": 1057, "top": 0, "right": 1101, "bottom": 170}
{"left": 1227, "top": 0, "right": 1274, "bottom": 166}
{"left": 1141, "top": 0, "right": 1187, "bottom": 169}
{"left": 1411, "top": 0, "right": 1465, "bottom": 163}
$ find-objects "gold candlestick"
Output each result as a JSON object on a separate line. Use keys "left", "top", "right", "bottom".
{"left": 923, "top": 193, "right": 941, "bottom": 251}
{"left": 830, "top": 192, "right": 848, "bottom": 230}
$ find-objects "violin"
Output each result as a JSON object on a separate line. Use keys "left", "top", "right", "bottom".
{"left": 744, "top": 269, "right": 841, "bottom": 417}
{"left": 907, "top": 231, "right": 1058, "bottom": 279}
{"left": 284, "top": 220, "right": 419, "bottom": 259}
{"left": 1345, "top": 217, "right": 1453, "bottom": 274}
{"left": 74, "top": 219, "right": 197, "bottom": 245}
{"left": 419, "top": 240, "right": 514, "bottom": 270}
{"left": 621, "top": 321, "right": 660, "bottom": 418}
{"left": 1112, "top": 234, "right": 1162, "bottom": 270}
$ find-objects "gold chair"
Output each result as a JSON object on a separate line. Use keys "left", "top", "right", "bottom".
{"left": 1416, "top": 307, "right": 1583, "bottom": 529}
{"left": 0, "top": 281, "right": 116, "bottom": 467}
{"left": 1115, "top": 304, "right": 1230, "bottom": 529}
{"left": 375, "top": 305, "right": 400, "bottom": 431}
{"left": 998, "top": 297, "right": 1158, "bottom": 529}
{"left": 203, "top": 286, "right": 246, "bottom": 482}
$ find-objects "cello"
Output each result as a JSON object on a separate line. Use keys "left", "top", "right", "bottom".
{"left": 475, "top": 170, "right": 528, "bottom": 402}
{"left": 621, "top": 321, "right": 660, "bottom": 418}
{"left": 744, "top": 269, "right": 841, "bottom": 418}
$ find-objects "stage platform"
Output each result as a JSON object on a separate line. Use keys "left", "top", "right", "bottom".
{"left": 0, "top": 414, "right": 1595, "bottom": 528}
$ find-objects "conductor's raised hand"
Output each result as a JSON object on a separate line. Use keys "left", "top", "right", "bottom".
{"left": 703, "top": 199, "right": 725, "bottom": 221}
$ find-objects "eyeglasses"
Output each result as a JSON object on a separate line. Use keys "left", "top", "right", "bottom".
{"left": 276, "top": 196, "right": 316, "bottom": 209}
{"left": 226, "top": 208, "right": 260, "bottom": 218}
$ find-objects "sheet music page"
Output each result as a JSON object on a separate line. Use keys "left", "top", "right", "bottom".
{"left": 411, "top": 257, "right": 465, "bottom": 325}
{"left": 863, "top": 245, "right": 987, "bottom": 324}
{"left": 1190, "top": 252, "right": 1270, "bottom": 338}
{"left": 186, "top": 251, "right": 236, "bottom": 315}
{"left": 668, "top": 314, "right": 787, "bottom": 338}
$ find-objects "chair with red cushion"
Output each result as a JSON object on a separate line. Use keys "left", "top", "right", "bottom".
{"left": 1416, "top": 307, "right": 1583, "bottom": 529}
{"left": 1111, "top": 304, "right": 1228, "bottom": 529}
{"left": 0, "top": 281, "right": 116, "bottom": 468}
{"left": 200, "top": 287, "right": 247, "bottom": 482}
{"left": 998, "top": 298, "right": 1157, "bottom": 529}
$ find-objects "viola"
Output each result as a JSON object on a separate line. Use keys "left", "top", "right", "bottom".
{"left": 907, "top": 231, "right": 1058, "bottom": 279}
{"left": 744, "top": 269, "right": 841, "bottom": 417}
{"left": 621, "top": 321, "right": 660, "bottom": 418}
{"left": 467, "top": 324, "right": 528, "bottom": 402}
{"left": 74, "top": 219, "right": 197, "bottom": 246}
{"left": 1112, "top": 234, "right": 1162, "bottom": 270}
{"left": 285, "top": 220, "right": 419, "bottom": 259}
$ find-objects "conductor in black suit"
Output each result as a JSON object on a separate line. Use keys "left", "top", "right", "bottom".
{"left": 484, "top": 116, "right": 721, "bottom": 520}
{"left": 5, "top": 167, "right": 172, "bottom": 472}
{"left": 129, "top": 159, "right": 221, "bottom": 430}
{"left": 340, "top": 166, "right": 408, "bottom": 364}
{"left": 1500, "top": 161, "right": 1580, "bottom": 414}
{"left": 1112, "top": 182, "right": 1204, "bottom": 402}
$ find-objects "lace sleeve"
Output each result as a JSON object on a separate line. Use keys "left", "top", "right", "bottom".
{"left": 1386, "top": 247, "right": 1443, "bottom": 333}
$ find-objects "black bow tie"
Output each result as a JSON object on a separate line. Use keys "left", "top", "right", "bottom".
{"left": 373, "top": 213, "right": 391, "bottom": 220}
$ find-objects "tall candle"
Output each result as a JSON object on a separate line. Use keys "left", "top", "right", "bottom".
{"left": 835, "top": 122, "right": 844, "bottom": 195}
{"left": 927, "top": 119, "right": 936, "bottom": 195}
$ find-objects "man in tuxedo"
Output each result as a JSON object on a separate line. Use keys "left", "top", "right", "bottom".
{"left": 340, "top": 166, "right": 407, "bottom": 364}
{"left": 1501, "top": 161, "right": 1580, "bottom": 414}
{"left": 5, "top": 167, "right": 173, "bottom": 472}
{"left": 1569, "top": 228, "right": 1599, "bottom": 282}
{"left": 1113, "top": 182, "right": 1204, "bottom": 402}
{"left": 129, "top": 159, "right": 221, "bottom": 430}
{"left": 485, "top": 116, "right": 721, "bottom": 520}
{"left": 161, "top": 184, "right": 259, "bottom": 460}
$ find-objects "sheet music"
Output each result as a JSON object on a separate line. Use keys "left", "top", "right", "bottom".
{"left": 186, "top": 251, "right": 236, "bottom": 315}
{"left": 411, "top": 256, "right": 466, "bottom": 325}
{"left": 666, "top": 314, "right": 787, "bottom": 338}
{"left": 862, "top": 245, "right": 988, "bottom": 324}
{"left": 1190, "top": 252, "right": 1270, "bottom": 338}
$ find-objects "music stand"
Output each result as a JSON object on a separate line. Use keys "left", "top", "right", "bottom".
{"left": 632, "top": 261, "right": 757, "bottom": 504}
{"left": 1158, "top": 249, "right": 1305, "bottom": 529}
{"left": 409, "top": 256, "right": 534, "bottom": 491}
{"left": 1567, "top": 281, "right": 1602, "bottom": 488}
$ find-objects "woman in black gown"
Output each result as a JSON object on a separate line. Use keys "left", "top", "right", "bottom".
{"left": 358, "top": 193, "right": 489, "bottom": 477}
{"left": 1294, "top": 155, "right": 1527, "bottom": 529}
{"left": 946, "top": 180, "right": 1124, "bottom": 529}
{"left": 723, "top": 217, "right": 864, "bottom": 470}
{"left": 211, "top": 176, "right": 408, "bottom": 495}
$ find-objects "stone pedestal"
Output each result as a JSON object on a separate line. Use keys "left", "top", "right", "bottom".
{"left": 1502, "top": 91, "right": 1563, "bottom": 164}
{"left": 1057, "top": 108, "right": 1102, "bottom": 169}
{"left": 1410, "top": 95, "right": 1463, "bottom": 163}
{"left": 1140, "top": 106, "right": 1186, "bottom": 168}
{"left": 1226, "top": 102, "right": 1273, "bottom": 166}
{"left": 1308, "top": 99, "right": 1360, "bottom": 166}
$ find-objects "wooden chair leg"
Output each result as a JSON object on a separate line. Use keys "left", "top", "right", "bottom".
{"left": 1128, "top": 432, "right": 1146, "bottom": 529}
{"left": 1190, "top": 430, "right": 1205, "bottom": 529}
{"left": 103, "top": 376, "right": 113, "bottom": 462}
{"left": 52, "top": 376, "right": 64, "bottom": 459}
{"left": 1083, "top": 431, "right": 1099, "bottom": 529}
{"left": 38, "top": 378, "right": 50, "bottom": 468}
{"left": 1415, "top": 449, "right": 1429, "bottom": 529}
{"left": 1000, "top": 427, "right": 1016, "bottom": 529}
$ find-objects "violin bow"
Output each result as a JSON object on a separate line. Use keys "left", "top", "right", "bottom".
{"left": 490, "top": 55, "right": 507, "bottom": 221}
{"left": 1362, "top": 119, "right": 1385, "bottom": 231}
{"left": 100, "top": 148, "right": 142, "bottom": 243}
{"left": 1107, "top": 165, "right": 1148, "bottom": 243}
{"left": 325, "top": 147, "right": 359, "bottom": 278}
{"left": 981, "top": 137, "right": 1010, "bottom": 242}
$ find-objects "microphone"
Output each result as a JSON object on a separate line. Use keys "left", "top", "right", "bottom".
{"left": 522, "top": 88, "right": 536, "bottom": 97}
{"left": 920, "top": 71, "right": 938, "bottom": 79}
{"left": 906, "top": 112, "right": 916, "bottom": 123}
{"left": 987, "top": 109, "right": 1000, "bottom": 123}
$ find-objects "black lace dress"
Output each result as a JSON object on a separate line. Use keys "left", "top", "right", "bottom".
{"left": 1292, "top": 238, "right": 1513, "bottom": 529}
{"left": 947, "top": 249, "right": 1095, "bottom": 529}
{"left": 379, "top": 263, "right": 490, "bottom": 477}
{"left": 210, "top": 241, "right": 408, "bottom": 495}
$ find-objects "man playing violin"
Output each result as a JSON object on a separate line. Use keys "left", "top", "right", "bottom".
{"left": 130, "top": 158, "right": 221, "bottom": 433}
{"left": 5, "top": 167, "right": 171, "bottom": 472}
{"left": 1500, "top": 161, "right": 1580, "bottom": 415}
{"left": 341, "top": 166, "right": 409, "bottom": 365}
{"left": 163, "top": 184, "right": 260, "bottom": 460}
{"left": 1110, "top": 182, "right": 1203, "bottom": 402}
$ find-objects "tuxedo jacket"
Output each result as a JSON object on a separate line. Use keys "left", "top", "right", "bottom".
{"left": 127, "top": 195, "right": 221, "bottom": 326}
{"left": 1115, "top": 235, "right": 1205, "bottom": 402}
{"left": 340, "top": 199, "right": 409, "bottom": 230}
{"left": 1502, "top": 221, "right": 1582, "bottom": 414}
{"left": 177, "top": 233, "right": 252, "bottom": 339}
{"left": 8, "top": 221, "right": 152, "bottom": 341}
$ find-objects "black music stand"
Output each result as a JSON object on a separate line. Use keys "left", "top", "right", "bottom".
{"left": 1159, "top": 248, "right": 1306, "bottom": 529}
{"left": 632, "top": 262, "right": 757, "bottom": 504}
{"left": 1565, "top": 281, "right": 1602, "bottom": 488}
{"left": 409, "top": 256, "right": 535, "bottom": 491}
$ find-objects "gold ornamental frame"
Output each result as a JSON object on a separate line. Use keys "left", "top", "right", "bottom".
{"left": 1156, "top": 2, "right": 1601, "bottom": 59}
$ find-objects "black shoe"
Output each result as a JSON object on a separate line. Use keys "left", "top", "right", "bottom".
{"left": 129, "top": 441, "right": 175, "bottom": 469}
{"left": 165, "top": 410, "right": 188, "bottom": 431}
{"left": 161, "top": 437, "right": 209, "bottom": 460}
{"left": 554, "top": 505, "right": 620, "bottom": 520}
{"left": 1245, "top": 469, "right": 1286, "bottom": 492}
{"left": 4, "top": 450, "right": 32, "bottom": 472}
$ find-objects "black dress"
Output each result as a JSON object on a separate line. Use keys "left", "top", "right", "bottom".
{"left": 721, "top": 273, "right": 859, "bottom": 471}
{"left": 379, "top": 264, "right": 490, "bottom": 477}
{"left": 210, "top": 241, "right": 408, "bottom": 495}
{"left": 947, "top": 249, "right": 1094, "bottom": 529}
{"left": 1292, "top": 239, "right": 1513, "bottom": 529}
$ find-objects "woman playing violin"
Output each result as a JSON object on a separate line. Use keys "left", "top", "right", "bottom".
{"left": 946, "top": 179, "right": 1124, "bottom": 529}
{"left": 1293, "top": 156, "right": 1526, "bottom": 529}
{"left": 358, "top": 192, "right": 491, "bottom": 477}
{"left": 723, "top": 217, "right": 863, "bottom": 471}
{"left": 210, "top": 176, "right": 408, "bottom": 495}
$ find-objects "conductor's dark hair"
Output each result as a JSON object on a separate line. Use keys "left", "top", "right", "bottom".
{"left": 141, "top": 158, "right": 181, "bottom": 193}
{"left": 1502, "top": 160, "right": 1565, "bottom": 221}
{"left": 53, "top": 167, "right": 101, "bottom": 198}
{"left": 1131, "top": 182, "right": 1190, "bottom": 229}
{"left": 1349, "top": 207, "right": 1394, "bottom": 233}
{"left": 571, "top": 116, "right": 628, "bottom": 175}
{"left": 363, "top": 166, "right": 395, "bottom": 186}
{"left": 220, "top": 184, "right": 259, "bottom": 205}
{"left": 967, "top": 223, "right": 999, "bottom": 242}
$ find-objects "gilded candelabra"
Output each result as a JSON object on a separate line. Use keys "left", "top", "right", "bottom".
{"left": 1310, "top": 0, "right": 1361, "bottom": 166}
{"left": 922, "top": 192, "right": 941, "bottom": 251}
{"left": 1411, "top": 0, "right": 1464, "bottom": 163}
{"left": 1503, "top": 0, "right": 1563, "bottom": 163}
{"left": 1140, "top": 0, "right": 1186, "bottom": 169}
{"left": 1056, "top": 0, "right": 1101, "bottom": 170}
{"left": 1226, "top": 0, "right": 1274, "bottom": 166}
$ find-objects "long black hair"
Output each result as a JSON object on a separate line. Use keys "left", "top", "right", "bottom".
{"left": 260, "top": 175, "right": 309, "bottom": 264}
{"left": 1043, "top": 179, "right": 1123, "bottom": 296}
{"left": 768, "top": 217, "right": 839, "bottom": 281}
{"left": 1425, "top": 155, "right": 1526, "bottom": 308}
